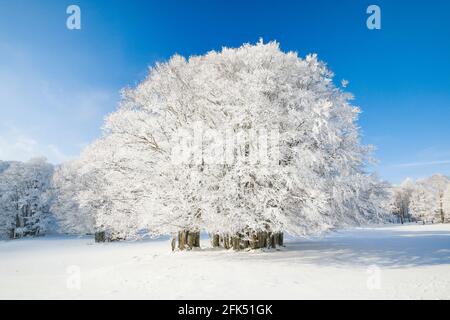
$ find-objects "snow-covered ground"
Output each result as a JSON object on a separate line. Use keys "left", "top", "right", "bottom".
{"left": 0, "top": 223, "right": 449, "bottom": 299}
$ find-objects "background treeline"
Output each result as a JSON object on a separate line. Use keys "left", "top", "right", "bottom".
{"left": 389, "top": 174, "right": 450, "bottom": 224}
{"left": 1, "top": 158, "right": 448, "bottom": 244}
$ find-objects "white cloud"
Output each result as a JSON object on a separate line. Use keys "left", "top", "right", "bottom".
{"left": 0, "top": 123, "right": 74, "bottom": 163}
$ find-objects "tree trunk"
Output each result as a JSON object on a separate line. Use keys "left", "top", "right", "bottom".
{"left": 268, "top": 232, "right": 276, "bottom": 248}
{"left": 223, "top": 235, "right": 230, "bottom": 249}
{"left": 95, "top": 231, "right": 106, "bottom": 243}
{"left": 171, "top": 236, "right": 176, "bottom": 251}
{"left": 257, "top": 231, "right": 266, "bottom": 249}
{"left": 211, "top": 234, "right": 220, "bottom": 247}
{"left": 174, "top": 231, "right": 200, "bottom": 251}
{"left": 178, "top": 231, "right": 187, "bottom": 250}
{"left": 232, "top": 236, "right": 240, "bottom": 250}
{"left": 187, "top": 231, "right": 194, "bottom": 249}
{"left": 241, "top": 239, "right": 250, "bottom": 250}
{"left": 262, "top": 231, "right": 268, "bottom": 248}
{"left": 194, "top": 231, "right": 200, "bottom": 248}
{"left": 8, "top": 228, "right": 14, "bottom": 240}
{"left": 249, "top": 233, "right": 259, "bottom": 249}
{"left": 256, "top": 231, "right": 262, "bottom": 248}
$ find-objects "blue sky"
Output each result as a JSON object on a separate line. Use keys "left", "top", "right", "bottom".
{"left": 0, "top": 0, "right": 449, "bottom": 183}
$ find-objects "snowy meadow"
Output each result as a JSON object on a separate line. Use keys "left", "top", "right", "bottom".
{"left": 1, "top": 223, "right": 449, "bottom": 299}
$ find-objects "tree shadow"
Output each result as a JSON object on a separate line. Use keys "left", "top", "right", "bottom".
{"left": 215, "top": 228, "right": 450, "bottom": 269}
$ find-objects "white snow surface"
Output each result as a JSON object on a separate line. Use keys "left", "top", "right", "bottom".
{"left": 1, "top": 223, "right": 449, "bottom": 299}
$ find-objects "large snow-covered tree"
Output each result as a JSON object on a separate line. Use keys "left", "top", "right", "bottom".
{"left": 73, "top": 40, "right": 388, "bottom": 249}
{"left": 0, "top": 158, "right": 54, "bottom": 239}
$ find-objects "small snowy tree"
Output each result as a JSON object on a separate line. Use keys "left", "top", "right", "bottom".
{"left": 51, "top": 161, "right": 95, "bottom": 235}
{"left": 409, "top": 184, "right": 437, "bottom": 223}
{"left": 389, "top": 178, "right": 415, "bottom": 223}
{"left": 416, "top": 174, "right": 449, "bottom": 223}
{"left": 74, "top": 137, "right": 140, "bottom": 241}
{"left": 0, "top": 158, "right": 54, "bottom": 239}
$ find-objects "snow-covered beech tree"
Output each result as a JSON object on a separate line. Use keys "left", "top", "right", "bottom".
{"left": 389, "top": 178, "right": 415, "bottom": 224}
{"left": 51, "top": 161, "right": 95, "bottom": 235}
{"left": 409, "top": 184, "right": 438, "bottom": 223}
{"left": 0, "top": 158, "right": 54, "bottom": 239}
{"left": 415, "top": 174, "right": 449, "bottom": 223}
{"left": 76, "top": 40, "right": 388, "bottom": 249}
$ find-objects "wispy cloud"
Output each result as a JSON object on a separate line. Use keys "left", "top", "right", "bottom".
{"left": 392, "top": 160, "right": 450, "bottom": 168}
